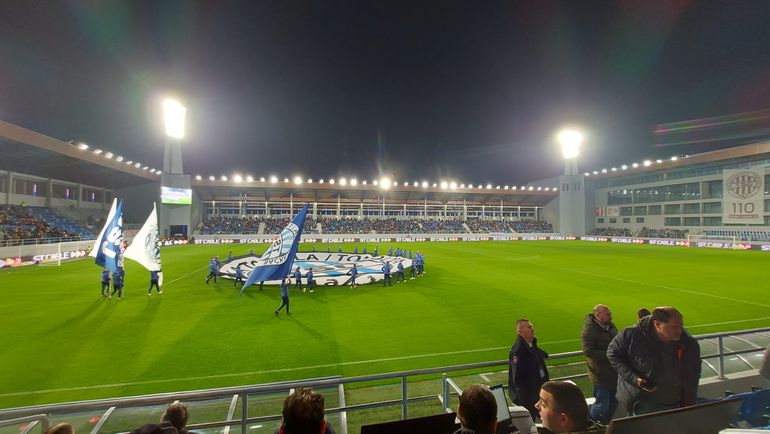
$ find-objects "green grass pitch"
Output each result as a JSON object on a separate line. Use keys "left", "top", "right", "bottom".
{"left": 0, "top": 240, "right": 768, "bottom": 409}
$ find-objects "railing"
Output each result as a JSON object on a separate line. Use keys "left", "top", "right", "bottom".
{"left": 0, "top": 328, "right": 767, "bottom": 434}
{"left": 0, "top": 235, "right": 95, "bottom": 248}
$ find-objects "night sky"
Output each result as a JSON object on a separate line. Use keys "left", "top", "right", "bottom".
{"left": 2, "top": 1, "right": 770, "bottom": 185}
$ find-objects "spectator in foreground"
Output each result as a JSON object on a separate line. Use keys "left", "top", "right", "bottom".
{"left": 277, "top": 387, "right": 335, "bottom": 434}
{"left": 454, "top": 384, "right": 497, "bottom": 434}
{"left": 580, "top": 304, "right": 618, "bottom": 424}
{"left": 130, "top": 424, "right": 177, "bottom": 434}
{"left": 536, "top": 381, "right": 605, "bottom": 433}
{"left": 637, "top": 308, "right": 651, "bottom": 319}
{"left": 760, "top": 347, "right": 770, "bottom": 380}
{"left": 508, "top": 318, "right": 549, "bottom": 420}
{"left": 45, "top": 423, "right": 74, "bottom": 434}
{"left": 607, "top": 307, "right": 701, "bottom": 416}
{"left": 161, "top": 402, "right": 193, "bottom": 434}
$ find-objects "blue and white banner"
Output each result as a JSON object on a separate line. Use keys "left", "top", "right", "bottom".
{"left": 124, "top": 203, "right": 163, "bottom": 285}
{"left": 90, "top": 198, "right": 124, "bottom": 272}
{"left": 242, "top": 204, "right": 309, "bottom": 289}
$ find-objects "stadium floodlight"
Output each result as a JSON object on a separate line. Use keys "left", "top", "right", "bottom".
{"left": 149, "top": 168, "right": 156, "bottom": 173}
{"left": 460, "top": 184, "right": 465, "bottom": 188}
{"left": 413, "top": 181, "right": 418, "bottom": 187}
{"left": 246, "top": 176, "right": 254, "bottom": 182}
{"left": 77, "top": 143, "right": 89, "bottom": 150}
{"left": 496, "top": 185, "right": 500, "bottom": 189}
{"left": 611, "top": 167, "right": 617, "bottom": 172}
{"left": 601, "top": 168, "right": 607, "bottom": 173}
{"left": 504, "top": 185, "right": 509, "bottom": 189}
{"left": 362, "top": 180, "right": 366, "bottom": 185}
{"left": 632, "top": 162, "right": 639, "bottom": 168}
{"left": 656, "top": 159, "right": 663, "bottom": 164}
{"left": 270, "top": 176, "right": 278, "bottom": 184}
{"left": 308, "top": 178, "right": 313, "bottom": 183}
{"left": 433, "top": 183, "right": 437, "bottom": 187}
{"left": 93, "top": 149, "right": 103, "bottom": 155}
{"left": 105, "top": 152, "right": 114, "bottom": 159}
{"left": 126, "top": 160, "right": 133, "bottom": 165}
{"left": 134, "top": 162, "right": 142, "bottom": 168}
{"left": 512, "top": 186, "right": 517, "bottom": 190}
{"left": 373, "top": 180, "right": 379, "bottom": 186}
{"left": 157, "top": 171, "right": 162, "bottom": 175}
{"left": 584, "top": 172, "right": 590, "bottom": 176}
{"left": 195, "top": 175, "right": 202, "bottom": 180}
{"left": 486, "top": 183, "right": 492, "bottom": 189}
{"left": 394, "top": 182, "right": 399, "bottom": 186}
{"left": 142, "top": 166, "right": 149, "bottom": 170}
{"left": 528, "top": 186, "right": 534, "bottom": 191}
{"left": 293, "top": 176, "right": 302, "bottom": 185}
{"left": 671, "top": 156, "right": 678, "bottom": 161}
{"left": 221, "top": 175, "right": 228, "bottom": 181}
{"left": 537, "top": 186, "right": 542, "bottom": 191}
{"left": 330, "top": 179, "right": 336, "bottom": 185}
{"left": 450, "top": 181, "right": 457, "bottom": 190}
{"left": 621, "top": 164, "right": 628, "bottom": 170}
{"left": 339, "top": 177, "right": 347, "bottom": 186}
{"left": 558, "top": 129, "right": 583, "bottom": 159}
{"left": 283, "top": 178, "right": 289, "bottom": 183}
{"left": 350, "top": 178, "right": 358, "bottom": 186}
{"left": 422, "top": 181, "right": 429, "bottom": 188}
{"left": 115, "top": 156, "right": 123, "bottom": 162}
{"left": 209, "top": 175, "right": 215, "bottom": 181}
{"left": 163, "top": 98, "right": 186, "bottom": 139}
{"left": 592, "top": 170, "right": 599, "bottom": 175}
{"left": 319, "top": 179, "right": 325, "bottom": 184}
{"left": 233, "top": 174, "right": 243, "bottom": 183}
{"left": 643, "top": 160, "right": 652, "bottom": 167}
{"left": 379, "top": 177, "right": 391, "bottom": 190}
{"left": 440, "top": 181, "right": 448, "bottom": 189}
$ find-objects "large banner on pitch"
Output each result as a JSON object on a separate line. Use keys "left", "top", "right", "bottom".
{"left": 722, "top": 168, "right": 765, "bottom": 224}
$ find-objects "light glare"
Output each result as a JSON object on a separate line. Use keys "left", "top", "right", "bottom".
{"left": 163, "top": 98, "right": 186, "bottom": 139}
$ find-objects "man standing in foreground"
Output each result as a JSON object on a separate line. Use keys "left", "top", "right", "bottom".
{"left": 508, "top": 318, "right": 549, "bottom": 419}
{"left": 607, "top": 306, "right": 701, "bottom": 415}
{"left": 580, "top": 304, "right": 618, "bottom": 424}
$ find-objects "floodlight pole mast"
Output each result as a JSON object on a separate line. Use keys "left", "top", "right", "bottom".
{"left": 557, "top": 129, "right": 587, "bottom": 236}
{"left": 159, "top": 98, "right": 192, "bottom": 239}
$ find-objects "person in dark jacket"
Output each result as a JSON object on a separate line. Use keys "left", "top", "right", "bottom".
{"left": 508, "top": 318, "right": 549, "bottom": 420}
{"left": 454, "top": 384, "right": 497, "bottom": 434}
{"left": 276, "top": 387, "right": 335, "bottom": 434}
{"left": 580, "top": 304, "right": 618, "bottom": 424}
{"left": 607, "top": 306, "right": 701, "bottom": 416}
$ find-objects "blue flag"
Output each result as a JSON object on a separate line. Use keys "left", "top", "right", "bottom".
{"left": 242, "top": 204, "right": 309, "bottom": 289}
{"left": 93, "top": 199, "right": 124, "bottom": 272}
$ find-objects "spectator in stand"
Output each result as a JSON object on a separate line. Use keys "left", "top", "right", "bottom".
{"left": 536, "top": 381, "right": 605, "bottom": 433}
{"left": 161, "top": 402, "right": 193, "bottom": 434}
{"left": 760, "top": 347, "right": 770, "bottom": 380}
{"left": 637, "top": 308, "right": 651, "bottom": 319}
{"left": 130, "top": 424, "right": 176, "bottom": 434}
{"left": 581, "top": 304, "right": 618, "bottom": 424}
{"left": 607, "top": 307, "right": 701, "bottom": 416}
{"left": 454, "top": 384, "right": 498, "bottom": 434}
{"left": 277, "top": 387, "right": 335, "bottom": 434}
{"left": 509, "top": 318, "right": 549, "bottom": 419}
{"left": 45, "top": 423, "right": 75, "bottom": 434}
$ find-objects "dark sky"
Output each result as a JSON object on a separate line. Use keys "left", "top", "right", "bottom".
{"left": 2, "top": 1, "right": 770, "bottom": 185}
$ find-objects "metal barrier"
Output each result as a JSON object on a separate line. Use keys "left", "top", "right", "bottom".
{"left": 0, "top": 328, "right": 767, "bottom": 433}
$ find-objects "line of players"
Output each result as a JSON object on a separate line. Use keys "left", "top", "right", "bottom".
{"left": 100, "top": 267, "right": 161, "bottom": 300}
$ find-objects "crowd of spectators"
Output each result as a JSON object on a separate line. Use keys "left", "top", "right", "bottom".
{"left": 0, "top": 205, "right": 89, "bottom": 243}
{"left": 588, "top": 227, "right": 634, "bottom": 237}
{"left": 511, "top": 220, "right": 553, "bottom": 233}
{"left": 637, "top": 227, "right": 688, "bottom": 239}
{"left": 199, "top": 216, "right": 558, "bottom": 235}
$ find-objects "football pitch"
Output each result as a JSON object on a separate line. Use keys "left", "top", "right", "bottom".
{"left": 1, "top": 240, "right": 768, "bottom": 409}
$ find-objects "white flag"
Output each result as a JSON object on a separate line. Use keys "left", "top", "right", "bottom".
{"left": 89, "top": 198, "right": 118, "bottom": 258}
{"left": 125, "top": 203, "right": 163, "bottom": 285}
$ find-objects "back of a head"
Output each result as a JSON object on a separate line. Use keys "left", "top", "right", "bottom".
{"left": 541, "top": 381, "right": 589, "bottom": 430}
{"left": 282, "top": 387, "right": 325, "bottom": 434}
{"left": 637, "top": 308, "right": 651, "bottom": 319}
{"left": 45, "top": 423, "right": 74, "bottom": 434}
{"left": 161, "top": 402, "right": 189, "bottom": 430}
{"left": 458, "top": 385, "right": 497, "bottom": 433}
{"left": 130, "top": 424, "right": 178, "bottom": 434}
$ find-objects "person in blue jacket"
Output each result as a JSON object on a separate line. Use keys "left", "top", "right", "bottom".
{"left": 275, "top": 278, "right": 290, "bottom": 316}
{"left": 148, "top": 270, "right": 162, "bottom": 295}
{"left": 206, "top": 257, "right": 218, "bottom": 283}
{"left": 306, "top": 267, "right": 315, "bottom": 292}
{"left": 110, "top": 270, "right": 124, "bottom": 300}
{"left": 101, "top": 268, "right": 111, "bottom": 297}
{"left": 382, "top": 262, "right": 392, "bottom": 286}
{"left": 347, "top": 264, "right": 358, "bottom": 288}
{"left": 396, "top": 262, "right": 405, "bottom": 283}
{"left": 292, "top": 266, "right": 303, "bottom": 291}
{"left": 233, "top": 265, "right": 244, "bottom": 288}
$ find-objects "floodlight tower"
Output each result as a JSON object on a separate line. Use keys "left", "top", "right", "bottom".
{"left": 163, "top": 98, "right": 186, "bottom": 174}
{"left": 557, "top": 128, "right": 587, "bottom": 236}
{"left": 159, "top": 98, "right": 192, "bottom": 239}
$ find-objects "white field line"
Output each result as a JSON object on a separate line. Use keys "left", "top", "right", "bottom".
{"left": 522, "top": 261, "right": 770, "bottom": 309}
{"left": 2, "top": 315, "right": 768, "bottom": 398}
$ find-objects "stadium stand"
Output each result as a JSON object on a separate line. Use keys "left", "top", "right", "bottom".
{"left": 703, "top": 229, "right": 770, "bottom": 242}
{"left": 0, "top": 205, "right": 93, "bottom": 245}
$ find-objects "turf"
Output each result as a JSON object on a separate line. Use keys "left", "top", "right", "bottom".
{"left": 0, "top": 240, "right": 768, "bottom": 409}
